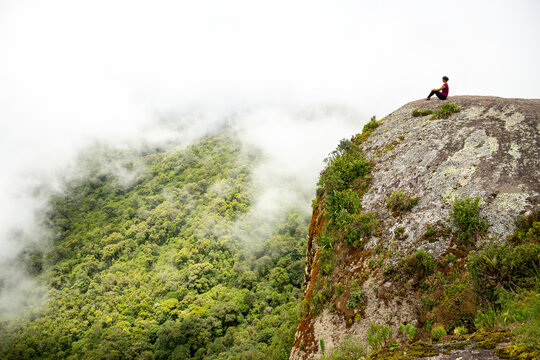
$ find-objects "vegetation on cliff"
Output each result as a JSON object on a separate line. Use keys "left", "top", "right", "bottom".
{"left": 0, "top": 133, "right": 308, "bottom": 360}
{"left": 299, "top": 123, "right": 380, "bottom": 336}
{"left": 300, "top": 111, "right": 539, "bottom": 358}
{"left": 411, "top": 102, "right": 461, "bottom": 120}
{"left": 290, "top": 96, "right": 540, "bottom": 360}
{"left": 317, "top": 189, "right": 539, "bottom": 359}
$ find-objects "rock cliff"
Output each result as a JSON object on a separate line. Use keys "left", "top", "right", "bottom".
{"left": 290, "top": 96, "right": 540, "bottom": 360}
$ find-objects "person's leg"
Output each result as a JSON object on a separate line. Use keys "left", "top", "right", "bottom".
{"left": 434, "top": 91, "right": 446, "bottom": 100}
{"left": 427, "top": 90, "right": 437, "bottom": 99}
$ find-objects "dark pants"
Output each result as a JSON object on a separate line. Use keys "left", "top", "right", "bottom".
{"left": 427, "top": 90, "right": 447, "bottom": 100}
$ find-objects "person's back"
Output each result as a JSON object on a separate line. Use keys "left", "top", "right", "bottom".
{"left": 441, "top": 82, "right": 449, "bottom": 98}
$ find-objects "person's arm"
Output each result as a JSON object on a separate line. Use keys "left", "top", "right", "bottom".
{"left": 432, "top": 84, "right": 447, "bottom": 91}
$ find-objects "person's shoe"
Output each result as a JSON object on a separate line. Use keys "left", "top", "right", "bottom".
{"left": 425, "top": 98, "right": 430, "bottom": 100}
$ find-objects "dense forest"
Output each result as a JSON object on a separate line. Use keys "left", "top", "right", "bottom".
{"left": 0, "top": 133, "right": 309, "bottom": 359}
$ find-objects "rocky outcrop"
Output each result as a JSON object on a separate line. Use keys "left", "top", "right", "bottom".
{"left": 290, "top": 96, "right": 540, "bottom": 360}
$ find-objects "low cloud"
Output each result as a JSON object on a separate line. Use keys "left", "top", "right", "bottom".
{"left": 0, "top": 105, "right": 364, "bottom": 315}
{"left": 231, "top": 106, "right": 363, "bottom": 243}
{"left": 1, "top": 0, "right": 539, "bottom": 315}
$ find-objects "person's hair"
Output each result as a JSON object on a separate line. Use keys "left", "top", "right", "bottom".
{"left": 443, "top": 76, "right": 449, "bottom": 81}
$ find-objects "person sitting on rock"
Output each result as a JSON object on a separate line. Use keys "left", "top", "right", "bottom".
{"left": 426, "top": 76, "right": 449, "bottom": 100}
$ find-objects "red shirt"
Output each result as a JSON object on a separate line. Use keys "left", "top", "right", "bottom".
{"left": 442, "top": 83, "right": 449, "bottom": 97}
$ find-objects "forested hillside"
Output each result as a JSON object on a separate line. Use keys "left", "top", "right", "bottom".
{"left": 0, "top": 133, "right": 308, "bottom": 359}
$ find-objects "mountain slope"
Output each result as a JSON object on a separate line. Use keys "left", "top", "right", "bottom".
{"left": 0, "top": 133, "right": 308, "bottom": 360}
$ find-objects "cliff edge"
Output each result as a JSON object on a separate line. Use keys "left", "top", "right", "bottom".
{"left": 290, "top": 96, "right": 540, "bottom": 360}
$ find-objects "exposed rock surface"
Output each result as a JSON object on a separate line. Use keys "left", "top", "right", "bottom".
{"left": 289, "top": 96, "right": 540, "bottom": 360}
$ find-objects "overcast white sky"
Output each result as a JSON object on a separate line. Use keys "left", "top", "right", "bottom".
{"left": 0, "top": 0, "right": 539, "bottom": 312}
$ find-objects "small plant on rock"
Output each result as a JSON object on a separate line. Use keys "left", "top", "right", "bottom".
{"left": 355, "top": 116, "right": 382, "bottom": 143}
{"left": 421, "top": 222, "right": 451, "bottom": 244}
{"left": 321, "top": 337, "right": 365, "bottom": 360}
{"left": 453, "top": 325, "right": 468, "bottom": 336}
{"left": 399, "top": 323, "right": 418, "bottom": 342}
{"left": 386, "top": 190, "right": 420, "bottom": 214}
{"left": 324, "top": 189, "right": 362, "bottom": 229}
{"left": 346, "top": 289, "right": 365, "bottom": 309}
{"left": 319, "top": 139, "right": 371, "bottom": 194}
{"left": 432, "top": 103, "right": 461, "bottom": 119}
{"left": 445, "top": 253, "right": 457, "bottom": 264}
{"left": 474, "top": 305, "right": 500, "bottom": 331}
{"left": 431, "top": 325, "right": 447, "bottom": 342}
{"left": 414, "top": 250, "right": 436, "bottom": 277}
{"left": 362, "top": 115, "right": 380, "bottom": 133}
{"left": 367, "top": 323, "right": 393, "bottom": 351}
{"left": 319, "top": 248, "right": 334, "bottom": 276}
{"left": 425, "top": 223, "right": 436, "bottom": 237}
{"left": 412, "top": 109, "right": 434, "bottom": 117}
{"left": 344, "top": 211, "right": 379, "bottom": 245}
{"left": 310, "top": 281, "right": 333, "bottom": 316}
{"left": 508, "top": 210, "right": 539, "bottom": 245}
{"left": 394, "top": 226, "right": 408, "bottom": 241}
{"left": 451, "top": 195, "right": 488, "bottom": 243}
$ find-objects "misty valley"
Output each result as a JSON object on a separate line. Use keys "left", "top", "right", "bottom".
{"left": 0, "top": 133, "right": 309, "bottom": 359}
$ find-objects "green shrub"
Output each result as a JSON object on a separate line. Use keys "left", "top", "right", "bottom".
{"left": 431, "top": 326, "right": 447, "bottom": 341}
{"left": 386, "top": 190, "right": 419, "bottom": 213}
{"left": 473, "top": 291, "right": 540, "bottom": 350}
{"left": 474, "top": 290, "right": 540, "bottom": 348}
{"left": 311, "top": 282, "right": 333, "bottom": 316}
{"left": 311, "top": 291, "right": 327, "bottom": 314}
{"left": 425, "top": 223, "right": 436, "bottom": 237}
{"left": 469, "top": 242, "right": 539, "bottom": 303}
{"left": 393, "top": 226, "right": 408, "bottom": 241}
{"left": 421, "top": 223, "right": 451, "bottom": 244}
{"left": 401, "top": 250, "right": 436, "bottom": 281}
{"left": 366, "top": 323, "right": 393, "bottom": 351}
{"left": 425, "top": 319, "right": 434, "bottom": 333}
{"left": 453, "top": 325, "right": 468, "bottom": 336}
{"left": 415, "top": 250, "right": 436, "bottom": 277}
{"left": 508, "top": 291, "right": 540, "bottom": 350}
{"left": 355, "top": 116, "right": 382, "bottom": 143}
{"left": 445, "top": 253, "right": 457, "bottom": 264}
{"left": 509, "top": 211, "right": 539, "bottom": 246}
{"left": 318, "top": 139, "right": 370, "bottom": 193}
{"left": 324, "top": 189, "right": 362, "bottom": 230}
{"left": 321, "top": 337, "right": 365, "bottom": 360}
{"left": 319, "top": 248, "right": 335, "bottom": 276}
{"left": 474, "top": 306, "right": 500, "bottom": 331}
{"left": 411, "top": 109, "right": 434, "bottom": 117}
{"left": 317, "top": 232, "right": 335, "bottom": 250}
{"left": 469, "top": 213, "right": 539, "bottom": 349}
{"left": 433, "top": 103, "right": 461, "bottom": 119}
{"left": 422, "top": 295, "right": 436, "bottom": 311}
{"left": 399, "top": 323, "right": 418, "bottom": 342}
{"left": 344, "top": 212, "right": 379, "bottom": 244}
{"left": 451, "top": 196, "right": 488, "bottom": 243}
{"left": 355, "top": 212, "right": 379, "bottom": 235}
{"left": 362, "top": 116, "right": 380, "bottom": 133}
{"left": 346, "top": 290, "right": 365, "bottom": 309}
